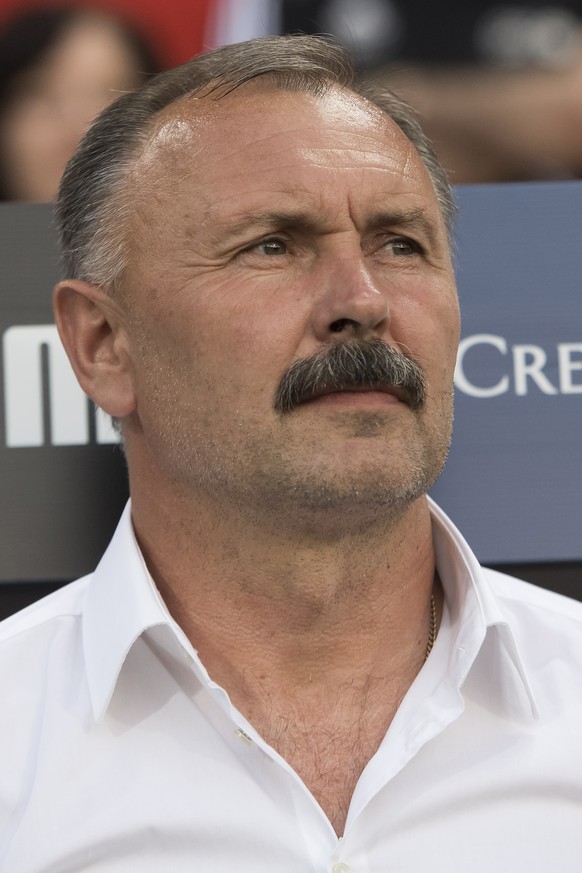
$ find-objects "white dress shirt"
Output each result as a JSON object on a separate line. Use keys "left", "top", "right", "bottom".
{"left": 1, "top": 498, "right": 581, "bottom": 872}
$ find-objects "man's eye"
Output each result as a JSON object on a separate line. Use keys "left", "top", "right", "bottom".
{"left": 387, "top": 237, "right": 420, "bottom": 256}
{"left": 253, "top": 238, "right": 287, "bottom": 256}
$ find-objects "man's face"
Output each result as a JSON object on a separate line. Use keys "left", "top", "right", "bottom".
{"left": 120, "top": 84, "right": 460, "bottom": 528}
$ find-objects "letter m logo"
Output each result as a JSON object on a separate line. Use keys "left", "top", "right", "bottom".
{"left": 2, "top": 325, "right": 118, "bottom": 447}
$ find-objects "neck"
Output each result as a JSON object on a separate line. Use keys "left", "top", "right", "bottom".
{"left": 130, "top": 484, "right": 437, "bottom": 691}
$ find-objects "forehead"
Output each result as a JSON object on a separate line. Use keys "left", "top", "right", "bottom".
{"left": 126, "top": 83, "right": 443, "bottom": 253}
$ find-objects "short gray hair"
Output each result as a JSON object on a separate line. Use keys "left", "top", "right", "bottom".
{"left": 56, "top": 35, "right": 455, "bottom": 289}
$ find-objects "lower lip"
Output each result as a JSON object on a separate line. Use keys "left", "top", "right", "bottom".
{"left": 302, "top": 390, "right": 404, "bottom": 409}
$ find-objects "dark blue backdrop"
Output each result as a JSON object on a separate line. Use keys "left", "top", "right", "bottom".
{"left": 431, "top": 182, "right": 582, "bottom": 562}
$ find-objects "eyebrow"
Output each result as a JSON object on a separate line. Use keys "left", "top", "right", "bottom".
{"left": 214, "top": 206, "right": 442, "bottom": 245}
{"left": 365, "top": 207, "right": 442, "bottom": 247}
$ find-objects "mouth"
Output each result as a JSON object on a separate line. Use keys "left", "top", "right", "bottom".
{"left": 299, "top": 383, "right": 410, "bottom": 407}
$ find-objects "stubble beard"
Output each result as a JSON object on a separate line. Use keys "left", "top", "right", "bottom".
{"left": 131, "top": 333, "right": 454, "bottom": 538}
{"left": 243, "top": 338, "right": 453, "bottom": 535}
{"left": 245, "top": 401, "right": 453, "bottom": 538}
{"left": 156, "top": 396, "right": 453, "bottom": 543}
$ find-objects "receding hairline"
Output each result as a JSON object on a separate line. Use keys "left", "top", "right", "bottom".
{"left": 56, "top": 35, "right": 455, "bottom": 290}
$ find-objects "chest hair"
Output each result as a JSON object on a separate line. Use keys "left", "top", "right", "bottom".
{"left": 247, "top": 673, "right": 405, "bottom": 835}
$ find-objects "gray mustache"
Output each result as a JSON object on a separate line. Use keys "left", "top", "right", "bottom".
{"left": 274, "top": 338, "right": 426, "bottom": 414}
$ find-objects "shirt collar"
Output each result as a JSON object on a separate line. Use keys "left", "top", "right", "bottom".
{"left": 83, "top": 502, "right": 176, "bottom": 721}
{"left": 429, "top": 497, "right": 538, "bottom": 719}
{"left": 83, "top": 499, "right": 538, "bottom": 722}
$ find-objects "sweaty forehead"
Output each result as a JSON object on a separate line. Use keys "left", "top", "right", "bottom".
{"left": 130, "top": 83, "right": 421, "bottom": 192}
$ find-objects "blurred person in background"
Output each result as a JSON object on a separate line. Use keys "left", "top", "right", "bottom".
{"left": 210, "top": 0, "right": 582, "bottom": 183}
{"left": 0, "top": 5, "right": 160, "bottom": 201}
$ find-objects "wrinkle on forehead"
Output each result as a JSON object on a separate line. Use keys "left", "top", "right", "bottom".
{"left": 137, "top": 125, "right": 418, "bottom": 210}
{"left": 132, "top": 82, "right": 411, "bottom": 177}
{"left": 296, "top": 132, "right": 417, "bottom": 176}
{"left": 400, "top": 145, "right": 418, "bottom": 187}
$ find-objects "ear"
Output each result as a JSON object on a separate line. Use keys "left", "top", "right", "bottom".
{"left": 53, "top": 279, "right": 136, "bottom": 418}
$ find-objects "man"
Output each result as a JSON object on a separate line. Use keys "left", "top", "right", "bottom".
{"left": 1, "top": 35, "right": 581, "bottom": 871}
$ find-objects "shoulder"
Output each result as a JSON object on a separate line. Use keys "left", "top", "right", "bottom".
{"left": 0, "top": 575, "right": 93, "bottom": 732}
{"left": 482, "top": 566, "right": 582, "bottom": 660}
{"left": 483, "top": 566, "right": 582, "bottom": 622}
{"left": 0, "top": 575, "right": 90, "bottom": 658}
{"left": 0, "top": 577, "right": 95, "bottom": 836}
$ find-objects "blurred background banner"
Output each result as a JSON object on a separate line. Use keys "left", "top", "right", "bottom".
{"left": 431, "top": 182, "right": 582, "bottom": 564}
{"left": 0, "top": 184, "right": 581, "bottom": 584}
{"left": 0, "top": 203, "right": 129, "bottom": 584}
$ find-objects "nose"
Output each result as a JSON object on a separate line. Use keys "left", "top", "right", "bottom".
{"left": 310, "top": 249, "right": 390, "bottom": 343}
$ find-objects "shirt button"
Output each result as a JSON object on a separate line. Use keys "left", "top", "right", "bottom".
{"left": 332, "top": 864, "right": 351, "bottom": 873}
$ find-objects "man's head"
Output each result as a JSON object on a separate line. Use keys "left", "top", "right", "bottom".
{"left": 54, "top": 36, "right": 460, "bottom": 535}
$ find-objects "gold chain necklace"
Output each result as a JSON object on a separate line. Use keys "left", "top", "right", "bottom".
{"left": 425, "top": 594, "right": 437, "bottom": 662}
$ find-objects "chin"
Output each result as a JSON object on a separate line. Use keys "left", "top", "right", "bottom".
{"left": 264, "top": 460, "right": 438, "bottom": 531}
